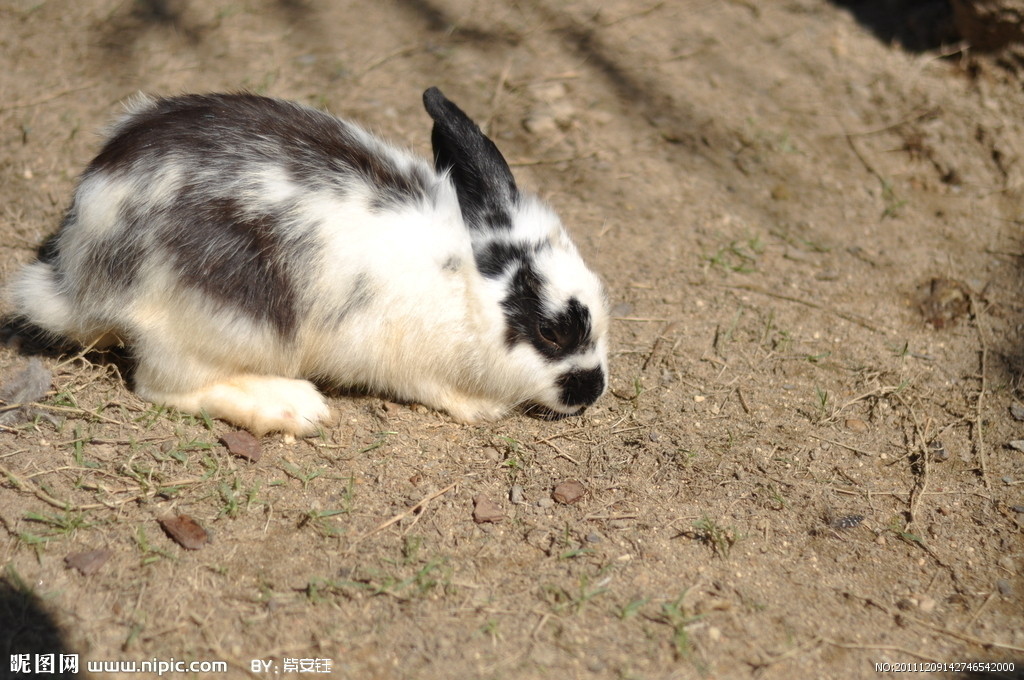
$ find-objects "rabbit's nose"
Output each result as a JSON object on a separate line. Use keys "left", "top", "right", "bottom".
{"left": 557, "top": 366, "right": 606, "bottom": 408}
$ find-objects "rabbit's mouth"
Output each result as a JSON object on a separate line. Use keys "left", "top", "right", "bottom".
{"left": 523, "top": 403, "right": 585, "bottom": 421}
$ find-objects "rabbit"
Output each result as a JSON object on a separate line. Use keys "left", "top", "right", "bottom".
{"left": 6, "top": 88, "right": 609, "bottom": 436}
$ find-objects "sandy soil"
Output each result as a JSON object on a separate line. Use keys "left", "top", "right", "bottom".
{"left": 1, "top": 1, "right": 1022, "bottom": 678}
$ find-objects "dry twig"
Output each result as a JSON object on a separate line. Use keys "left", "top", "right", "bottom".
{"left": 355, "top": 481, "right": 459, "bottom": 543}
{"left": 970, "top": 296, "right": 992, "bottom": 490}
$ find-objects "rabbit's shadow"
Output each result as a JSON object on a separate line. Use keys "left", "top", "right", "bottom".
{"left": 1, "top": 314, "right": 137, "bottom": 389}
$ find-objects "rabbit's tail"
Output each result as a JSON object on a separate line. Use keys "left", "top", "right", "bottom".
{"left": 8, "top": 261, "right": 79, "bottom": 338}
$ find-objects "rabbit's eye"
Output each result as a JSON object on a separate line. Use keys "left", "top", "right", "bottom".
{"left": 538, "top": 323, "right": 563, "bottom": 349}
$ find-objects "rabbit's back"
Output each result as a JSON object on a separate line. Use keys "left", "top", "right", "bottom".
{"left": 28, "top": 94, "right": 443, "bottom": 343}
{"left": 95, "top": 93, "right": 432, "bottom": 205}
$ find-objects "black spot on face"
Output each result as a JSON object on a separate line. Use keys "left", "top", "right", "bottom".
{"left": 500, "top": 261, "right": 594, "bottom": 361}
{"left": 441, "top": 255, "right": 462, "bottom": 273}
{"left": 473, "top": 241, "right": 532, "bottom": 279}
{"left": 537, "top": 298, "right": 593, "bottom": 356}
{"left": 557, "top": 366, "right": 606, "bottom": 408}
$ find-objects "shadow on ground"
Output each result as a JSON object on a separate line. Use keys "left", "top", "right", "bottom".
{"left": 827, "top": 0, "right": 957, "bottom": 50}
{"left": 0, "top": 574, "right": 78, "bottom": 680}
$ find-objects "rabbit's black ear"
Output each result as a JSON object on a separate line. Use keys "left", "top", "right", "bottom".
{"left": 423, "top": 87, "right": 518, "bottom": 231}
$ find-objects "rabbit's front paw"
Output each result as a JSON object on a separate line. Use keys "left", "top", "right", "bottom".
{"left": 434, "top": 393, "right": 509, "bottom": 425}
{"left": 144, "top": 375, "right": 333, "bottom": 436}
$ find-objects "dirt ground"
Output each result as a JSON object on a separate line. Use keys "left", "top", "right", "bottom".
{"left": 1, "top": 1, "right": 1022, "bottom": 678}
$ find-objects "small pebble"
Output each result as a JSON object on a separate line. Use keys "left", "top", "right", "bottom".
{"left": 585, "top": 532, "right": 603, "bottom": 543}
{"left": 0, "top": 358, "right": 53, "bottom": 426}
{"left": 509, "top": 485, "right": 525, "bottom": 505}
{"left": 1010, "top": 403, "right": 1024, "bottom": 421}
{"left": 524, "top": 528, "right": 549, "bottom": 550}
{"left": 919, "top": 277, "right": 970, "bottom": 328}
{"left": 996, "top": 579, "right": 1013, "bottom": 597}
{"left": 523, "top": 113, "right": 558, "bottom": 135}
{"left": 552, "top": 480, "right": 587, "bottom": 505}
{"left": 845, "top": 418, "right": 869, "bottom": 433}
{"left": 928, "top": 440, "right": 949, "bottom": 462}
{"left": 1008, "top": 441, "right": 1024, "bottom": 452}
{"left": 770, "top": 183, "right": 791, "bottom": 201}
{"left": 1002, "top": 475, "right": 1015, "bottom": 485}
{"left": 536, "top": 497, "right": 554, "bottom": 509}
{"left": 918, "top": 596, "right": 936, "bottom": 614}
{"left": 64, "top": 549, "right": 112, "bottom": 575}
{"left": 530, "top": 643, "right": 559, "bottom": 667}
{"left": 472, "top": 495, "right": 504, "bottom": 524}
{"left": 830, "top": 514, "right": 865, "bottom": 530}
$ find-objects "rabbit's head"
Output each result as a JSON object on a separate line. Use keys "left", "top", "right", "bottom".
{"left": 425, "top": 88, "right": 609, "bottom": 418}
